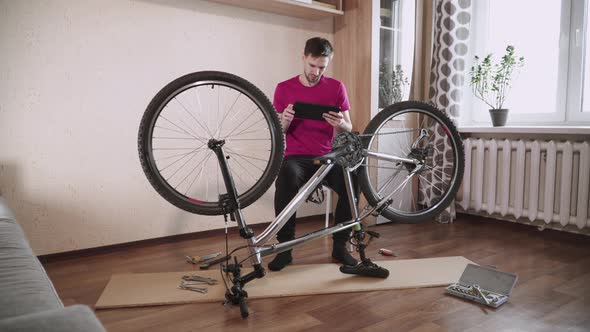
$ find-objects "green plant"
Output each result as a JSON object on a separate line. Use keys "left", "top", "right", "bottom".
{"left": 379, "top": 64, "right": 409, "bottom": 107}
{"left": 469, "top": 45, "right": 525, "bottom": 109}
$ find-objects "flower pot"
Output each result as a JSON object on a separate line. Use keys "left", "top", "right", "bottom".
{"left": 489, "top": 108, "right": 508, "bottom": 127}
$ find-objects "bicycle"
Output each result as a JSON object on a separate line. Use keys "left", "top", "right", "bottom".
{"left": 138, "top": 71, "right": 465, "bottom": 318}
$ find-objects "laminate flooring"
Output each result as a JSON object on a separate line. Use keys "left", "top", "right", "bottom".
{"left": 42, "top": 215, "right": 590, "bottom": 332}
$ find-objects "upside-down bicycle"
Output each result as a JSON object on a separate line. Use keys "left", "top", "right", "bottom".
{"left": 138, "top": 71, "right": 464, "bottom": 318}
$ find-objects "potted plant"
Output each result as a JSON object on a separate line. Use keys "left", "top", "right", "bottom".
{"left": 379, "top": 64, "right": 409, "bottom": 108}
{"left": 469, "top": 45, "right": 525, "bottom": 126}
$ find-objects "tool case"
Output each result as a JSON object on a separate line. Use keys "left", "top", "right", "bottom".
{"left": 446, "top": 263, "right": 518, "bottom": 308}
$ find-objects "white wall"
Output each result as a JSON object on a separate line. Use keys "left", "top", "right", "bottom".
{"left": 0, "top": 0, "right": 334, "bottom": 255}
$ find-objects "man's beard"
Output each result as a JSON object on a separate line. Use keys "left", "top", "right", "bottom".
{"left": 305, "top": 74, "right": 319, "bottom": 84}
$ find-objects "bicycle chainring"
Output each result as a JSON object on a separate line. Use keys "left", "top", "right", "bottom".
{"left": 331, "top": 132, "right": 364, "bottom": 168}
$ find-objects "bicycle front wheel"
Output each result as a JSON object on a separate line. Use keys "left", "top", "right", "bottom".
{"left": 138, "top": 71, "right": 284, "bottom": 215}
{"left": 358, "top": 101, "right": 464, "bottom": 223}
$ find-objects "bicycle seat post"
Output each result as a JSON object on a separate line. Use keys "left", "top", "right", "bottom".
{"left": 207, "top": 139, "right": 254, "bottom": 239}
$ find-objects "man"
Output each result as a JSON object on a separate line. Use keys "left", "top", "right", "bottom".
{"left": 269, "top": 37, "right": 357, "bottom": 271}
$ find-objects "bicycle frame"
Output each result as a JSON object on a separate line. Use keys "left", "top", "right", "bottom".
{"left": 209, "top": 137, "right": 420, "bottom": 268}
{"left": 210, "top": 140, "right": 360, "bottom": 267}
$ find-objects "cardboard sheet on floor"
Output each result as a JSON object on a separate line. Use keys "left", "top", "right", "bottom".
{"left": 95, "top": 256, "right": 473, "bottom": 309}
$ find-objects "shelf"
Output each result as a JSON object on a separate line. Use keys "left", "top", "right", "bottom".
{"left": 205, "top": 0, "right": 343, "bottom": 20}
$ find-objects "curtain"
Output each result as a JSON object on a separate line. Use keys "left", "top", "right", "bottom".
{"left": 428, "top": 0, "right": 472, "bottom": 123}
{"left": 412, "top": 0, "right": 472, "bottom": 221}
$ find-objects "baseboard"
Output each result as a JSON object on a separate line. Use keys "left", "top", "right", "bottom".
{"left": 38, "top": 215, "right": 327, "bottom": 264}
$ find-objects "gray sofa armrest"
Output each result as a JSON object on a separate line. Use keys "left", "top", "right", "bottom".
{"left": 0, "top": 305, "right": 106, "bottom": 332}
{"left": 0, "top": 198, "right": 63, "bottom": 319}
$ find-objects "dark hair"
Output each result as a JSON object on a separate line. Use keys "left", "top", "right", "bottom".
{"left": 304, "top": 37, "right": 333, "bottom": 57}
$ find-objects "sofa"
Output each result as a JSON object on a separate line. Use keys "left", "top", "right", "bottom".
{"left": 0, "top": 197, "right": 106, "bottom": 332}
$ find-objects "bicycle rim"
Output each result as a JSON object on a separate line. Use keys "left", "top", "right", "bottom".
{"left": 359, "top": 101, "right": 464, "bottom": 223}
{"left": 139, "top": 72, "right": 283, "bottom": 215}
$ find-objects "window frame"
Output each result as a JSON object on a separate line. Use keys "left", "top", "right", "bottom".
{"left": 463, "top": 0, "right": 590, "bottom": 127}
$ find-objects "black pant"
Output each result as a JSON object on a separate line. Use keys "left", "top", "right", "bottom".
{"left": 274, "top": 156, "right": 355, "bottom": 245}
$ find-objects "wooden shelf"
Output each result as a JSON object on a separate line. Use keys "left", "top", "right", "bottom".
{"left": 205, "top": 0, "right": 343, "bottom": 20}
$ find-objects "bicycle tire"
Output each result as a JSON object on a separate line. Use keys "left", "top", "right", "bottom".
{"left": 138, "top": 71, "right": 284, "bottom": 215}
{"left": 358, "top": 101, "right": 464, "bottom": 223}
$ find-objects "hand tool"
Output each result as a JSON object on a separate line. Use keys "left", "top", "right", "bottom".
{"left": 185, "top": 252, "right": 222, "bottom": 264}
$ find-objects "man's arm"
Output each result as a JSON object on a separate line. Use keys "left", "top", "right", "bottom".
{"left": 323, "top": 110, "right": 352, "bottom": 135}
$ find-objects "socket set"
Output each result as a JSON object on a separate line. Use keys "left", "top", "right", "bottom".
{"left": 445, "top": 264, "right": 518, "bottom": 308}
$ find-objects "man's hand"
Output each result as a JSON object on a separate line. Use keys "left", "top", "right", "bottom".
{"left": 323, "top": 111, "right": 344, "bottom": 128}
{"left": 324, "top": 110, "right": 352, "bottom": 134}
{"left": 281, "top": 104, "right": 295, "bottom": 132}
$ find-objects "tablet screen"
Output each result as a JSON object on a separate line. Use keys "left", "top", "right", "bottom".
{"left": 293, "top": 102, "right": 341, "bottom": 121}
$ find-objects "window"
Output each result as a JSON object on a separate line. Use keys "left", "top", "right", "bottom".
{"left": 378, "top": 0, "right": 415, "bottom": 109}
{"left": 465, "top": 0, "right": 590, "bottom": 126}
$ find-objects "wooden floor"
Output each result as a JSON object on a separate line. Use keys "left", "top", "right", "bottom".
{"left": 42, "top": 214, "right": 590, "bottom": 332}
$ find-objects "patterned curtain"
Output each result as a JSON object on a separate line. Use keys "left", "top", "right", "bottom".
{"left": 428, "top": 0, "right": 472, "bottom": 122}
{"left": 418, "top": 0, "right": 472, "bottom": 221}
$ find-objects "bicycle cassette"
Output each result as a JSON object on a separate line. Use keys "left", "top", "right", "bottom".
{"left": 331, "top": 132, "right": 363, "bottom": 168}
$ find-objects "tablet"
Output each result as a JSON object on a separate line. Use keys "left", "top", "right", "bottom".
{"left": 293, "top": 102, "right": 341, "bottom": 121}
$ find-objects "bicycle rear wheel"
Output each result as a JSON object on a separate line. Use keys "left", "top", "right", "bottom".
{"left": 138, "top": 71, "right": 284, "bottom": 215}
{"left": 358, "top": 101, "right": 464, "bottom": 223}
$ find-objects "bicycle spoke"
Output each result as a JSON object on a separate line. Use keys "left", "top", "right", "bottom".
{"left": 223, "top": 112, "right": 264, "bottom": 139}
{"left": 226, "top": 147, "right": 266, "bottom": 174}
{"left": 419, "top": 173, "right": 447, "bottom": 197}
{"left": 159, "top": 115, "right": 208, "bottom": 142}
{"left": 426, "top": 165, "right": 451, "bottom": 186}
{"left": 227, "top": 160, "right": 251, "bottom": 192}
{"left": 213, "top": 90, "right": 240, "bottom": 138}
{"left": 155, "top": 146, "right": 208, "bottom": 162}
{"left": 153, "top": 137, "right": 204, "bottom": 140}
{"left": 158, "top": 144, "right": 206, "bottom": 173}
{"left": 174, "top": 96, "right": 214, "bottom": 139}
{"left": 227, "top": 151, "right": 270, "bottom": 163}
{"left": 165, "top": 148, "right": 205, "bottom": 184}
{"left": 227, "top": 147, "right": 271, "bottom": 153}
{"left": 222, "top": 107, "right": 261, "bottom": 138}
{"left": 417, "top": 174, "right": 437, "bottom": 192}
{"left": 155, "top": 125, "right": 194, "bottom": 137}
{"left": 178, "top": 150, "right": 213, "bottom": 193}
{"left": 223, "top": 128, "right": 270, "bottom": 139}
{"left": 375, "top": 167, "right": 403, "bottom": 197}
{"left": 185, "top": 151, "right": 213, "bottom": 198}
{"left": 227, "top": 138, "right": 272, "bottom": 141}
{"left": 153, "top": 147, "right": 204, "bottom": 150}
{"left": 227, "top": 153, "right": 259, "bottom": 183}
{"left": 363, "top": 163, "right": 404, "bottom": 171}
{"left": 177, "top": 116, "right": 206, "bottom": 142}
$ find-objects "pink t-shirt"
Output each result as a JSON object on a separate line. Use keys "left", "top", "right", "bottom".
{"left": 273, "top": 75, "right": 350, "bottom": 157}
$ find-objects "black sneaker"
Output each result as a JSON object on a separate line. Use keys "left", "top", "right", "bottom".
{"left": 332, "top": 245, "right": 357, "bottom": 266}
{"left": 268, "top": 251, "right": 293, "bottom": 271}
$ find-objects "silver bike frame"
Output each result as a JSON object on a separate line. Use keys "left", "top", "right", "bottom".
{"left": 228, "top": 162, "right": 359, "bottom": 266}
{"left": 228, "top": 149, "right": 420, "bottom": 267}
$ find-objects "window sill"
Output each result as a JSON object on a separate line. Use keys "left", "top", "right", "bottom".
{"left": 458, "top": 126, "right": 590, "bottom": 135}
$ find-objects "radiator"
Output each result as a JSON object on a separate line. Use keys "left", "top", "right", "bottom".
{"left": 458, "top": 138, "right": 590, "bottom": 231}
